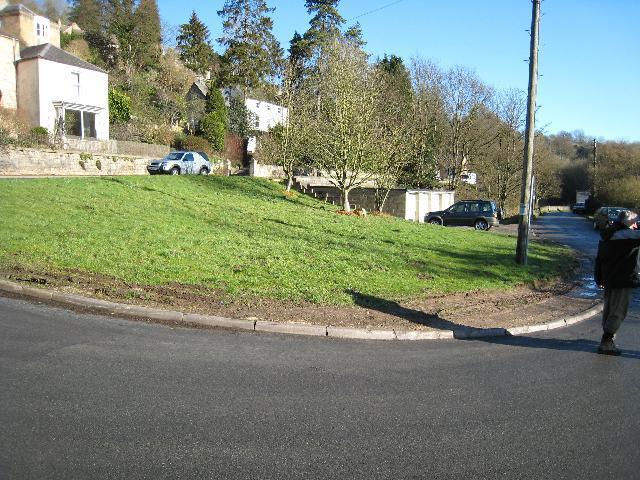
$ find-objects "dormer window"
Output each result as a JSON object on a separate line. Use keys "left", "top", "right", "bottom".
{"left": 34, "top": 16, "right": 50, "bottom": 44}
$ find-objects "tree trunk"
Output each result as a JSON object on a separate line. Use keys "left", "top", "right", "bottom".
{"left": 286, "top": 175, "right": 293, "bottom": 192}
{"left": 342, "top": 188, "right": 351, "bottom": 212}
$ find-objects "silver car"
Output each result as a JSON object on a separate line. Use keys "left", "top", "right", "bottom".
{"left": 147, "top": 151, "right": 212, "bottom": 175}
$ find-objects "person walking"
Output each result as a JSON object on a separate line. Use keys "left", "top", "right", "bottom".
{"left": 594, "top": 210, "right": 640, "bottom": 355}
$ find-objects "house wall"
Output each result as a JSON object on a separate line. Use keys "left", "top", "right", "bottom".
{"left": 0, "top": 8, "right": 60, "bottom": 49}
{"left": 15, "top": 58, "right": 39, "bottom": 126}
{"left": 36, "top": 58, "right": 109, "bottom": 139}
{"left": 0, "top": 34, "right": 18, "bottom": 109}
{"left": 245, "top": 98, "right": 288, "bottom": 132}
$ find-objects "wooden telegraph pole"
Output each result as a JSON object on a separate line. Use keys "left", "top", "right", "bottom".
{"left": 516, "top": 0, "right": 541, "bottom": 265}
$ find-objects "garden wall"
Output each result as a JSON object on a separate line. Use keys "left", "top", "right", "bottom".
{"left": 65, "top": 138, "right": 169, "bottom": 158}
{"left": 249, "top": 159, "right": 285, "bottom": 179}
{"left": 0, "top": 147, "right": 150, "bottom": 176}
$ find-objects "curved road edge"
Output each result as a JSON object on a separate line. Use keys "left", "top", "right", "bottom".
{"left": 0, "top": 279, "right": 603, "bottom": 341}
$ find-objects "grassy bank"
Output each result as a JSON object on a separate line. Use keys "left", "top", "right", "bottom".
{"left": 0, "top": 176, "right": 573, "bottom": 304}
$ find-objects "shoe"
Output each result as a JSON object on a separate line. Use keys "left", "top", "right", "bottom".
{"left": 598, "top": 337, "right": 621, "bottom": 356}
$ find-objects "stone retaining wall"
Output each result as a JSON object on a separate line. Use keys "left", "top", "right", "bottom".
{"left": 249, "top": 159, "right": 285, "bottom": 179}
{"left": 65, "top": 138, "right": 169, "bottom": 159}
{"left": 0, "top": 147, "right": 149, "bottom": 176}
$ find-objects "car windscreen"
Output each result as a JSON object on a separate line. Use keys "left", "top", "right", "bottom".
{"left": 164, "top": 152, "right": 184, "bottom": 161}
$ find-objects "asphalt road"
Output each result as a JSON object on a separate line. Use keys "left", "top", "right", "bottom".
{"left": 1, "top": 213, "right": 639, "bottom": 479}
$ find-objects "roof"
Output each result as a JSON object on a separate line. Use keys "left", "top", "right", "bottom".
{"left": 18, "top": 43, "right": 107, "bottom": 74}
{"left": 192, "top": 80, "right": 208, "bottom": 96}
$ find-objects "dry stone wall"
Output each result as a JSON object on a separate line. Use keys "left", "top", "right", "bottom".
{"left": 65, "top": 138, "right": 169, "bottom": 159}
{"left": 0, "top": 147, "right": 150, "bottom": 176}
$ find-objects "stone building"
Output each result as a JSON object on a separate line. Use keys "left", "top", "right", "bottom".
{"left": 0, "top": 1, "right": 109, "bottom": 140}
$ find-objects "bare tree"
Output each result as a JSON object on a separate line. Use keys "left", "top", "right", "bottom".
{"left": 257, "top": 63, "right": 312, "bottom": 191}
{"left": 405, "top": 58, "right": 447, "bottom": 189}
{"left": 438, "top": 65, "right": 492, "bottom": 190}
{"left": 305, "top": 40, "right": 382, "bottom": 211}
{"left": 473, "top": 89, "right": 526, "bottom": 214}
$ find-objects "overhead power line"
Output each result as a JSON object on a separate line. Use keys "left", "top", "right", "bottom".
{"left": 351, "top": 0, "right": 407, "bottom": 20}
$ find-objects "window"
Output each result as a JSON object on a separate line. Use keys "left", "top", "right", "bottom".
{"left": 64, "top": 109, "right": 97, "bottom": 139}
{"left": 65, "top": 109, "right": 81, "bottom": 137}
{"left": 82, "top": 112, "right": 96, "bottom": 139}
{"left": 467, "top": 202, "right": 481, "bottom": 213}
{"left": 70, "top": 72, "right": 80, "bottom": 97}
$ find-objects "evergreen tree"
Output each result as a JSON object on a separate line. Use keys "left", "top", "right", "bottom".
{"left": 133, "top": 0, "right": 162, "bottom": 70}
{"left": 288, "top": 31, "right": 310, "bottom": 86}
{"left": 68, "top": 0, "right": 103, "bottom": 33}
{"left": 176, "top": 11, "right": 214, "bottom": 75}
{"left": 228, "top": 96, "right": 256, "bottom": 137}
{"left": 303, "top": 0, "right": 345, "bottom": 49}
{"left": 42, "top": 0, "right": 68, "bottom": 21}
{"left": 205, "top": 87, "right": 229, "bottom": 129}
{"left": 217, "top": 0, "right": 283, "bottom": 93}
{"left": 107, "top": 0, "right": 136, "bottom": 72}
{"left": 344, "top": 22, "right": 366, "bottom": 48}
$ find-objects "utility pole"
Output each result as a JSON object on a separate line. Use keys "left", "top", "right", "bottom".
{"left": 591, "top": 138, "right": 598, "bottom": 197}
{"left": 516, "top": 0, "right": 541, "bottom": 265}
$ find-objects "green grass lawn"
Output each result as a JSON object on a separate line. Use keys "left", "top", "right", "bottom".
{"left": 0, "top": 176, "right": 573, "bottom": 304}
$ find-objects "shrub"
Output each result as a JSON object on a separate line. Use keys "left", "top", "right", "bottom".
{"left": 172, "top": 132, "right": 187, "bottom": 150}
{"left": 199, "top": 112, "right": 226, "bottom": 151}
{"left": 27, "top": 127, "right": 50, "bottom": 146}
{"left": 109, "top": 88, "right": 132, "bottom": 124}
{"left": 182, "top": 135, "right": 213, "bottom": 156}
{"left": 0, "top": 127, "right": 14, "bottom": 148}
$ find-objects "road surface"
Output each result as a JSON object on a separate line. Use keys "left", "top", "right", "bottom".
{"left": 1, "top": 212, "right": 639, "bottom": 479}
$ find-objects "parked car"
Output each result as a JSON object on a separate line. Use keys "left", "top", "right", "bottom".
{"left": 426, "top": 200, "right": 502, "bottom": 231}
{"left": 593, "top": 206, "right": 630, "bottom": 231}
{"left": 147, "top": 151, "right": 212, "bottom": 175}
{"left": 571, "top": 202, "right": 586, "bottom": 214}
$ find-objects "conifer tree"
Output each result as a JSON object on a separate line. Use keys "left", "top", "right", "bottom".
{"left": 133, "top": 0, "right": 162, "bottom": 70}
{"left": 42, "top": 0, "right": 68, "bottom": 22}
{"left": 344, "top": 22, "right": 366, "bottom": 48}
{"left": 176, "top": 11, "right": 215, "bottom": 75}
{"left": 303, "top": 0, "right": 345, "bottom": 49}
{"left": 107, "top": 0, "right": 136, "bottom": 72}
{"left": 217, "top": 0, "right": 283, "bottom": 94}
{"left": 288, "top": 31, "right": 310, "bottom": 86}
{"left": 68, "top": 0, "right": 103, "bottom": 33}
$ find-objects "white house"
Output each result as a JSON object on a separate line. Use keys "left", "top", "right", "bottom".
{"left": 0, "top": 2, "right": 109, "bottom": 140}
{"left": 17, "top": 44, "right": 109, "bottom": 140}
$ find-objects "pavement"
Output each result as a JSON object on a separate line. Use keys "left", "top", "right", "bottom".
{"left": 0, "top": 213, "right": 604, "bottom": 341}
{"left": 3, "top": 212, "right": 640, "bottom": 479}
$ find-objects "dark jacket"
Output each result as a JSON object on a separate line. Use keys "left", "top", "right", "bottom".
{"left": 595, "top": 223, "right": 640, "bottom": 289}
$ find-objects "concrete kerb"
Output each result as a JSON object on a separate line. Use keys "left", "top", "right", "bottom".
{"left": 0, "top": 279, "right": 603, "bottom": 341}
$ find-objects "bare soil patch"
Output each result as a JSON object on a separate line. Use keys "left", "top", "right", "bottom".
{"left": 1, "top": 263, "right": 597, "bottom": 332}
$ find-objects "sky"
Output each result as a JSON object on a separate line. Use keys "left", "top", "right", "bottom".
{"left": 157, "top": 0, "right": 640, "bottom": 142}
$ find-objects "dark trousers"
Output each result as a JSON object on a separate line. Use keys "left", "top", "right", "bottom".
{"left": 602, "top": 287, "right": 634, "bottom": 336}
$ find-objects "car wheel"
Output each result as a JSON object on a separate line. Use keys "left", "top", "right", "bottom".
{"left": 199, "top": 167, "right": 209, "bottom": 175}
{"left": 170, "top": 167, "right": 180, "bottom": 175}
{"left": 428, "top": 218, "right": 442, "bottom": 226}
{"left": 474, "top": 219, "right": 489, "bottom": 231}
